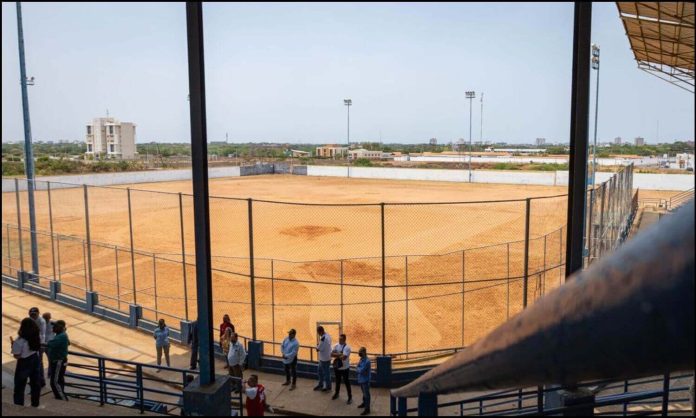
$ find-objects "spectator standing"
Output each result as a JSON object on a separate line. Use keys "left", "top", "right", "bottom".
{"left": 28, "top": 307, "right": 46, "bottom": 387}
{"left": 313, "top": 326, "right": 332, "bottom": 393}
{"left": 331, "top": 334, "right": 352, "bottom": 404}
{"left": 356, "top": 347, "right": 371, "bottom": 415}
{"left": 280, "top": 329, "right": 299, "bottom": 390}
{"left": 187, "top": 320, "right": 198, "bottom": 370}
{"left": 154, "top": 319, "right": 171, "bottom": 371}
{"left": 221, "top": 327, "right": 233, "bottom": 368}
{"left": 220, "top": 315, "right": 235, "bottom": 369}
{"left": 11, "top": 318, "right": 42, "bottom": 407}
{"left": 42, "top": 312, "right": 55, "bottom": 379}
{"left": 227, "top": 332, "right": 247, "bottom": 393}
{"left": 244, "top": 374, "right": 271, "bottom": 416}
{"left": 46, "top": 320, "right": 70, "bottom": 401}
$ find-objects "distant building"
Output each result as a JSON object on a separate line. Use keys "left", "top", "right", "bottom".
{"left": 535, "top": 138, "right": 546, "bottom": 146}
{"left": 429, "top": 138, "right": 437, "bottom": 146}
{"left": 315, "top": 145, "right": 348, "bottom": 158}
{"left": 614, "top": 137, "right": 622, "bottom": 145}
{"left": 85, "top": 117, "right": 136, "bottom": 159}
{"left": 634, "top": 137, "right": 645, "bottom": 146}
{"left": 291, "top": 149, "right": 311, "bottom": 158}
{"left": 348, "top": 148, "right": 384, "bottom": 160}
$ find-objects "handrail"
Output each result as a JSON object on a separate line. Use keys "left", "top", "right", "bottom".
{"left": 391, "top": 201, "right": 694, "bottom": 398}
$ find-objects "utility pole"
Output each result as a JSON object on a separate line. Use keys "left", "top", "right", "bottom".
{"left": 16, "top": 1, "right": 39, "bottom": 276}
{"left": 480, "top": 92, "right": 484, "bottom": 143}
{"left": 465, "top": 91, "right": 476, "bottom": 182}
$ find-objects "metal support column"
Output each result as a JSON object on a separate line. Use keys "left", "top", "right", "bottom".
{"left": 248, "top": 198, "right": 257, "bottom": 341}
{"left": 523, "top": 198, "right": 531, "bottom": 308}
{"left": 84, "top": 185, "right": 94, "bottom": 292}
{"left": 381, "top": 202, "right": 386, "bottom": 356}
{"left": 565, "top": 1, "right": 592, "bottom": 279}
{"left": 16, "top": 2, "right": 39, "bottom": 276}
{"left": 186, "top": 1, "right": 215, "bottom": 385}
{"left": 48, "top": 182, "right": 57, "bottom": 280}
{"left": 127, "top": 188, "right": 137, "bottom": 305}
{"left": 179, "top": 192, "right": 189, "bottom": 321}
{"left": 15, "top": 178, "right": 25, "bottom": 272}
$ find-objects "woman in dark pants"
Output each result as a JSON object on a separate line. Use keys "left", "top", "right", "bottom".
{"left": 10, "top": 318, "right": 43, "bottom": 407}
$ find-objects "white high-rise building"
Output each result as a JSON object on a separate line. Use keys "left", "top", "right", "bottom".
{"left": 85, "top": 117, "right": 136, "bottom": 159}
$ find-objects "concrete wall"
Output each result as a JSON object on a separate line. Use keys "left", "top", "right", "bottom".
{"left": 2, "top": 166, "right": 242, "bottom": 191}
{"left": 396, "top": 155, "right": 662, "bottom": 167}
{"left": 306, "top": 165, "right": 695, "bottom": 190}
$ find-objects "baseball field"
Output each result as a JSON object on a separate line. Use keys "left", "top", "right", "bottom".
{"left": 3, "top": 175, "right": 572, "bottom": 360}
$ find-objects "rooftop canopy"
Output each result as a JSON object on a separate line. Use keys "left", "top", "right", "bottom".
{"left": 617, "top": 2, "right": 695, "bottom": 92}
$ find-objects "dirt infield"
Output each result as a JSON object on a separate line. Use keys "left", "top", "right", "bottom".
{"left": 3, "top": 175, "right": 572, "bottom": 360}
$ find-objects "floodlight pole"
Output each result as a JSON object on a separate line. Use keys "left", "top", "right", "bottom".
{"left": 465, "top": 91, "right": 476, "bottom": 182}
{"left": 590, "top": 44, "right": 600, "bottom": 188}
{"left": 344, "top": 99, "right": 352, "bottom": 178}
{"left": 16, "top": 1, "right": 39, "bottom": 276}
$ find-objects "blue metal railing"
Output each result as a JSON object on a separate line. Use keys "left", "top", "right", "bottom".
{"left": 389, "top": 373, "right": 693, "bottom": 416}
{"left": 63, "top": 350, "right": 245, "bottom": 416}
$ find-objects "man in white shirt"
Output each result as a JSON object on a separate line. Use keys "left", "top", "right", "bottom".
{"left": 331, "top": 334, "right": 352, "bottom": 404}
{"left": 227, "top": 332, "right": 246, "bottom": 394}
{"left": 313, "top": 326, "right": 332, "bottom": 392}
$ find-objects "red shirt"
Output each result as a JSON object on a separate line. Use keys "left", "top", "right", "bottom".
{"left": 220, "top": 321, "right": 235, "bottom": 338}
{"left": 245, "top": 384, "right": 265, "bottom": 416}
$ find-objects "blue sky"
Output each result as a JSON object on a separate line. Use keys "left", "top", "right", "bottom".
{"left": 1, "top": 2, "right": 693, "bottom": 144}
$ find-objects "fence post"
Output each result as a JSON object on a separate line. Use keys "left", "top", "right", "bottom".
{"left": 506, "top": 243, "right": 510, "bottom": 319}
{"left": 84, "top": 185, "right": 94, "bottom": 292}
{"left": 98, "top": 357, "right": 105, "bottom": 405}
{"left": 598, "top": 183, "right": 606, "bottom": 259}
{"left": 405, "top": 255, "right": 408, "bottom": 356}
{"left": 179, "top": 192, "right": 189, "bottom": 321}
{"left": 248, "top": 198, "right": 257, "bottom": 341}
{"left": 5, "top": 224, "right": 10, "bottom": 269}
{"left": 542, "top": 234, "right": 547, "bottom": 296}
{"left": 340, "top": 259, "right": 344, "bottom": 328}
{"left": 115, "top": 246, "right": 121, "bottom": 311}
{"left": 523, "top": 198, "right": 531, "bottom": 308}
{"left": 136, "top": 364, "right": 144, "bottom": 413}
{"left": 15, "top": 178, "right": 24, "bottom": 272}
{"left": 587, "top": 188, "right": 595, "bottom": 267}
{"left": 127, "top": 188, "right": 137, "bottom": 305}
{"left": 461, "top": 249, "right": 465, "bottom": 347}
{"left": 56, "top": 235, "right": 62, "bottom": 282}
{"left": 661, "top": 373, "right": 670, "bottom": 416}
{"left": 153, "top": 254, "right": 158, "bottom": 314}
{"left": 380, "top": 202, "right": 386, "bottom": 356}
{"left": 271, "top": 259, "right": 275, "bottom": 355}
{"left": 47, "top": 181, "right": 57, "bottom": 280}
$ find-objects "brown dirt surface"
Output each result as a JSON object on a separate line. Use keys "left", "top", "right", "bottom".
{"left": 1, "top": 175, "right": 583, "bottom": 361}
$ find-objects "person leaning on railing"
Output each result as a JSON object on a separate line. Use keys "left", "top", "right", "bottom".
{"left": 46, "top": 320, "right": 70, "bottom": 401}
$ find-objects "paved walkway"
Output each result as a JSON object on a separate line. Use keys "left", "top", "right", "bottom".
{"left": 1, "top": 284, "right": 392, "bottom": 416}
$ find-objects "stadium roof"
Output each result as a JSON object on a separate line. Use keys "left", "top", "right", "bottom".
{"left": 616, "top": 2, "right": 695, "bottom": 92}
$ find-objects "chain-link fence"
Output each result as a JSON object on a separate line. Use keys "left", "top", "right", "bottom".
{"left": 586, "top": 164, "right": 637, "bottom": 266}
{"left": 0, "top": 172, "right": 631, "bottom": 365}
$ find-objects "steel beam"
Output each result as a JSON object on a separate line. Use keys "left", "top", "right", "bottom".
{"left": 186, "top": 1, "right": 215, "bottom": 386}
{"left": 565, "top": 1, "right": 592, "bottom": 278}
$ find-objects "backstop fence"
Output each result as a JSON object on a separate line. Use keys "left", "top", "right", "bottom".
{"left": 1, "top": 165, "right": 634, "bottom": 365}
